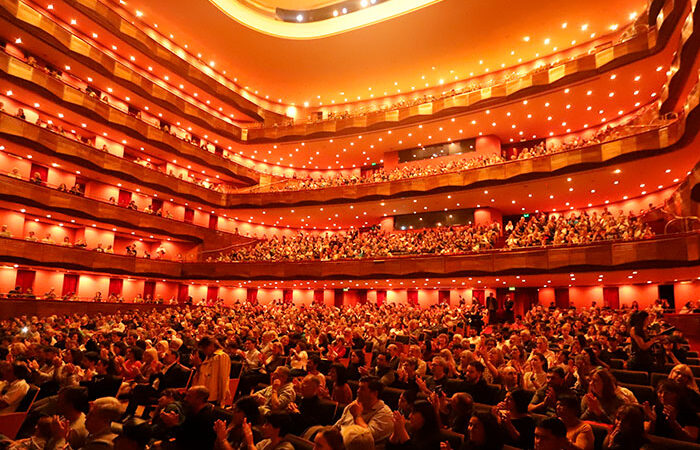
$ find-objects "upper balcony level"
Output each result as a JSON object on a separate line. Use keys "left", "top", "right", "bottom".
{"left": 0, "top": 231, "right": 697, "bottom": 281}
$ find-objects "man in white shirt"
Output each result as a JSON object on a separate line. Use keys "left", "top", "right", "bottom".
{"left": 0, "top": 362, "right": 30, "bottom": 413}
{"left": 334, "top": 376, "right": 393, "bottom": 447}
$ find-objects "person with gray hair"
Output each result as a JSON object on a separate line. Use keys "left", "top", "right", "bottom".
{"left": 46, "top": 396, "right": 122, "bottom": 449}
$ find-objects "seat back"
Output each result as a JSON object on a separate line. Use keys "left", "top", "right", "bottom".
{"left": 230, "top": 360, "right": 243, "bottom": 378}
{"left": 611, "top": 369, "right": 649, "bottom": 385}
{"left": 379, "top": 387, "right": 404, "bottom": 410}
{"left": 588, "top": 422, "right": 610, "bottom": 450}
{"left": 609, "top": 359, "right": 624, "bottom": 369}
{"left": 620, "top": 383, "right": 656, "bottom": 404}
{"left": 650, "top": 372, "right": 667, "bottom": 387}
{"left": 0, "top": 412, "right": 28, "bottom": 440}
{"left": 438, "top": 429, "right": 464, "bottom": 449}
{"left": 317, "top": 400, "right": 338, "bottom": 426}
{"left": 16, "top": 384, "right": 39, "bottom": 412}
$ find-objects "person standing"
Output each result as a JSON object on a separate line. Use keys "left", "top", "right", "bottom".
{"left": 486, "top": 293, "right": 499, "bottom": 324}
{"left": 192, "top": 337, "right": 231, "bottom": 406}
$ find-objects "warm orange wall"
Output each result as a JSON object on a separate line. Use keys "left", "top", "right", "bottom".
{"left": 0, "top": 210, "right": 26, "bottom": 238}
{"left": 0, "top": 151, "right": 32, "bottom": 178}
{"left": 84, "top": 227, "right": 114, "bottom": 249}
{"left": 77, "top": 274, "right": 110, "bottom": 299}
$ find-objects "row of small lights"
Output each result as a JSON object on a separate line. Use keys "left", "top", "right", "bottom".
{"left": 8, "top": 7, "right": 663, "bottom": 173}
{"left": 105, "top": 0, "right": 639, "bottom": 109}
{"left": 0, "top": 144, "right": 264, "bottom": 236}
{"left": 226, "top": 164, "right": 684, "bottom": 231}
{"left": 36, "top": 3, "right": 249, "bottom": 125}
{"left": 3, "top": 50, "right": 663, "bottom": 175}
{"left": 236, "top": 71, "right": 661, "bottom": 171}
{"left": 18, "top": 207, "right": 172, "bottom": 244}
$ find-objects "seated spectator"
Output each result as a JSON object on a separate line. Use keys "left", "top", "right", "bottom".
{"left": 449, "top": 412, "right": 503, "bottom": 450}
{"left": 6, "top": 414, "right": 54, "bottom": 449}
{"left": 287, "top": 374, "right": 324, "bottom": 434}
{"left": 528, "top": 368, "right": 572, "bottom": 416}
{"left": 643, "top": 379, "right": 699, "bottom": 442}
{"left": 603, "top": 404, "right": 650, "bottom": 450}
{"left": 326, "top": 363, "right": 353, "bottom": 404}
{"left": 251, "top": 412, "right": 294, "bottom": 450}
{"left": 387, "top": 400, "right": 441, "bottom": 449}
{"left": 213, "top": 395, "right": 261, "bottom": 450}
{"left": 167, "top": 386, "right": 216, "bottom": 450}
{"left": 312, "top": 427, "right": 345, "bottom": 450}
{"left": 533, "top": 417, "right": 568, "bottom": 450}
{"left": 253, "top": 366, "right": 295, "bottom": 414}
{"left": 581, "top": 368, "right": 634, "bottom": 424}
{"left": 0, "top": 361, "right": 31, "bottom": 413}
{"left": 556, "top": 395, "right": 593, "bottom": 450}
{"left": 668, "top": 364, "right": 700, "bottom": 411}
{"left": 25, "top": 230, "right": 38, "bottom": 241}
{"left": 334, "top": 376, "right": 393, "bottom": 447}
{"left": 46, "top": 396, "right": 122, "bottom": 450}
{"left": 492, "top": 390, "right": 535, "bottom": 449}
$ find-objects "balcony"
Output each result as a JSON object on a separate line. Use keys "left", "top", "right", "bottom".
{"left": 1, "top": 233, "right": 697, "bottom": 281}
{"left": 0, "top": 50, "right": 260, "bottom": 185}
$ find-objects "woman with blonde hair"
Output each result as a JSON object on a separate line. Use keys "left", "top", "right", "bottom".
{"left": 669, "top": 364, "right": 700, "bottom": 410}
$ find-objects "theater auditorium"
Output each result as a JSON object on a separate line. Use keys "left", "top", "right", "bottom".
{"left": 0, "top": 0, "right": 699, "bottom": 448}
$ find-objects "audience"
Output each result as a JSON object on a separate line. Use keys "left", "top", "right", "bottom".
{"left": 0, "top": 299, "right": 698, "bottom": 450}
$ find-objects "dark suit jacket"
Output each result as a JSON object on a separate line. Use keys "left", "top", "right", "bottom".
{"left": 150, "top": 363, "right": 191, "bottom": 391}
{"left": 81, "top": 375, "right": 123, "bottom": 400}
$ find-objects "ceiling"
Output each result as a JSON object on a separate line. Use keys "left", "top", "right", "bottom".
{"left": 111, "top": 0, "right": 646, "bottom": 106}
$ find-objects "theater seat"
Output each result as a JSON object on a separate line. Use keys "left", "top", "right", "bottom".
{"left": 608, "top": 359, "right": 624, "bottom": 369}
{"left": 317, "top": 400, "right": 338, "bottom": 426}
{"left": 650, "top": 372, "right": 667, "bottom": 387}
{"left": 611, "top": 369, "right": 649, "bottom": 385}
{"left": 439, "top": 429, "right": 464, "bottom": 449}
{"left": 0, "top": 385, "right": 40, "bottom": 439}
{"left": 445, "top": 378, "right": 467, "bottom": 395}
{"left": 587, "top": 422, "right": 609, "bottom": 450}
{"left": 689, "top": 365, "right": 700, "bottom": 377}
{"left": 620, "top": 383, "right": 656, "bottom": 404}
{"left": 380, "top": 387, "right": 404, "bottom": 410}
{"left": 230, "top": 360, "right": 243, "bottom": 378}
{"left": 687, "top": 357, "right": 700, "bottom": 365}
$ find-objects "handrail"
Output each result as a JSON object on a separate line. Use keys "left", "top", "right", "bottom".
{"left": 665, "top": 216, "right": 700, "bottom": 233}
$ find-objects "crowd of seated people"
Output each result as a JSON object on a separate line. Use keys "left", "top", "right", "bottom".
{"left": 216, "top": 210, "right": 654, "bottom": 263}
{"left": 269, "top": 107, "right": 660, "bottom": 193}
{"left": 504, "top": 210, "right": 654, "bottom": 248}
{"left": 214, "top": 224, "right": 502, "bottom": 262}
{"left": 0, "top": 300, "right": 698, "bottom": 450}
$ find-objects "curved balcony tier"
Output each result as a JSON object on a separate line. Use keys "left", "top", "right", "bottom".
{"left": 1, "top": 233, "right": 697, "bottom": 280}
{"left": 0, "top": 237, "right": 183, "bottom": 277}
{"left": 226, "top": 116, "right": 691, "bottom": 208}
{"left": 0, "top": 52, "right": 260, "bottom": 185}
{"left": 60, "top": 0, "right": 281, "bottom": 122}
{"left": 0, "top": 174, "right": 253, "bottom": 250}
{"left": 245, "top": 0, "right": 685, "bottom": 142}
{"left": 0, "top": 0, "right": 251, "bottom": 143}
{"left": 0, "top": 113, "right": 228, "bottom": 207}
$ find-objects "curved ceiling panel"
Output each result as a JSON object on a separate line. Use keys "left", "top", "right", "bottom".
{"left": 208, "top": 0, "right": 442, "bottom": 38}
